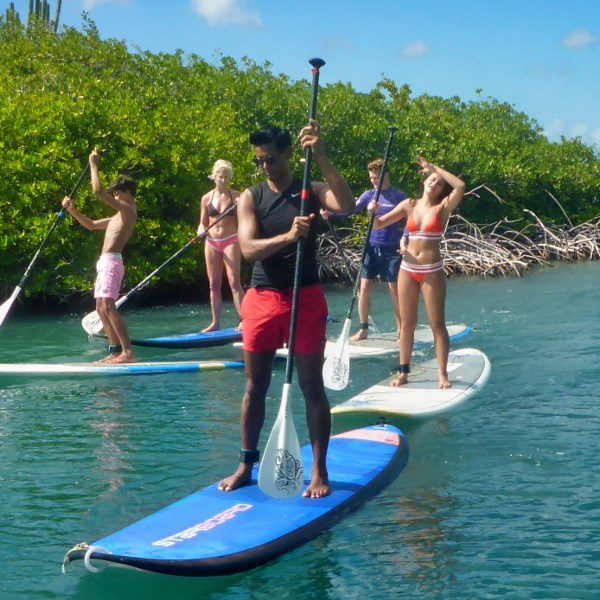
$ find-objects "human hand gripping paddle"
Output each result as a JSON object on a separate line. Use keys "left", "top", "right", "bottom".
{"left": 257, "top": 58, "right": 325, "bottom": 500}
{"left": 322, "top": 127, "right": 397, "bottom": 391}
{"left": 0, "top": 163, "right": 90, "bottom": 328}
{"left": 80, "top": 201, "right": 238, "bottom": 335}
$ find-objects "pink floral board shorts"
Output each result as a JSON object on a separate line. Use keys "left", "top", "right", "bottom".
{"left": 94, "top": 253, "right": 125, "bottom": 300}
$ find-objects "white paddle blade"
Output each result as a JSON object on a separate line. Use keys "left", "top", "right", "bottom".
{"left": 322, "top": 318, "right": 351, "bottom": 390}
{"left": 0, "top": 287, "right": 22, "bottom": 327}
{"left": 81, "top": 310, "right": 103, "bottom": 335}
{"left": 258, "top": 383, "right": 304, "bottom": 499}
{"left": 81, "top": 296, "right": 126, "bottom": 335}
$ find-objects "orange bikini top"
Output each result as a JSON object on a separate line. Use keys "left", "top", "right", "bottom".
{"left": 406, "top": 209, "right": 444, "bottom": 241}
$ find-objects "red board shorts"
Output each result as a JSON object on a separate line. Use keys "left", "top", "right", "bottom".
{"left": 94, "top": 253, "right": 125, "bottom": 301}
{"left": 241, "top": 284, "right": 328, "bottom": 354}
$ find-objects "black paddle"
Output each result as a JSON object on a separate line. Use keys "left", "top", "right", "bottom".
{"left": 0, "top": 163, "right": 90, "bottom": 327}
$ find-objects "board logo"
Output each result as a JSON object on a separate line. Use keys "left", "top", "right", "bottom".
{"left": 275, "top": 449, "right": 303, "bottom": 494}
{"left": 329, "top": 357, "right": 349, "bottom": 387}
{"left": 152, "top": 503, "right": 253, "bottom": 547}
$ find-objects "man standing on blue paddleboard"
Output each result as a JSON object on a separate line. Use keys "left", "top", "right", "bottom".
{"left": 218, "top": 123, "right": 354, "bottom": 498}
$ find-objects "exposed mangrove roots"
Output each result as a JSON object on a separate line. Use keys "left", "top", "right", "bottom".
{"left": 317, "top": 210, "right": 600, "bottom": 282}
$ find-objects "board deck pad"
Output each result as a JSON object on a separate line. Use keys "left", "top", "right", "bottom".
{"left": 0, "top": 361, "right": 244, "bottom": 377}
{"left": 331, "top": 348, "right": 491, "bottom": 424}
{"left": 271, "top": 324, "right": 473, "bottom": 360}
{"left": 92, "top": 328, "right": 242, "bottom": 349}
{"left": 64, "top": 425, "right": 408, "bottom": 576}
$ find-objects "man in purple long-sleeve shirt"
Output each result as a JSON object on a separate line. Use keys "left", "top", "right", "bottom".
{"left": 324, "top": 158, "right": 407, "bottom": 340}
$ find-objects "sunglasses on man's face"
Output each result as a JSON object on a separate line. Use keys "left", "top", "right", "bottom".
{"left": 253, "top": 155, "right": 278, "bottom": 167}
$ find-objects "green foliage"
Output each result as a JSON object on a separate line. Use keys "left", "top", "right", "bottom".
{"left": 0, "top": 17, "right": 598, "bottom": 304}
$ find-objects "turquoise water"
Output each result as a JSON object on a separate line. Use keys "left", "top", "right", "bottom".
{"left": 1, "top": 262, "right": 599, "bottom": 599}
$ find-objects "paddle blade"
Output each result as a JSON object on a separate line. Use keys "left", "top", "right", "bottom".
{"left": 322, "top": 318, "right": 351, "bottom": 390}
{"left": 81, "top": 310, "right": 104, "bottom": 335}
{"left": 0, "top": 287, "right": 22, "bottom": 327}
{"left": 258, "top": 383, "right": 304, "bottom": 499}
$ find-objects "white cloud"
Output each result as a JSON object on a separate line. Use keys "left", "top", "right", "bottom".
{"left": 324, "top": 38, "right": 355, "bottom": 54}
{"left": 544, "top": 119, "right": 600, "bottom": 146}
{"left": 399, "top": 41, "right": 429, "bottom": 58}
{"left": 191, "top": 0, "right": 262, "bottom": 27}
{"left": 83, "top": 0, "right": 130, "bottom": 9}
{"left": 543, "top": 118, "right": 565, "bottom": 141}
{"left": 528, "top": 62, "right": 574, "bottom": 79}
{"left": 561, "top": 29, "right": 597, "bottom": 50}
{"left": 569, "top": 123, "right": 588, "bottom": 138}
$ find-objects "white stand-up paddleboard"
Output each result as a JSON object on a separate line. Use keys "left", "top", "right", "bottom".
{"left": 232, "top": 324, "right": 473, "bottom": 359}
{"left": 275, "top": 323, "right": 473, "bottom": 360}
{"left": 0, "top": 361, "right": 244, "bottom": 378}
{"left": 331, "top": 348, "right": 490, "bottom": 426}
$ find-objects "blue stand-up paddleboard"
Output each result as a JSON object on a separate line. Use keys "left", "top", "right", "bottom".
{"left": 92, "top": 328, "right": 242, "bottom": 349}
{"left": 63, "top": 425, "right": 408, "bottom": 576}
{"left": 0, "top": 360, "right": 244, "bottom": 378}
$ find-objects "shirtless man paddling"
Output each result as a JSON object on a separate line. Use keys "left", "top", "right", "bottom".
{"left": 62, "top": 149, "right": 138, "bottom": 364}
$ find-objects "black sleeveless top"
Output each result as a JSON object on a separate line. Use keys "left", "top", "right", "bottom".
{"left": 249, "top": 179, "right": 321, "bottom": 289}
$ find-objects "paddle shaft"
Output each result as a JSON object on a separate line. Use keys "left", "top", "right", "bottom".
{"left": 284, "top": 58, "right": 325, "bottom": 385}
{"left": 112, "top": 200, "right": 239, "bottom": 305}
{"left": 16, "top": 163, "right": 90, "bottom": 289}
{"left": 345, "top": 127, "right": 397, "bottom": 320}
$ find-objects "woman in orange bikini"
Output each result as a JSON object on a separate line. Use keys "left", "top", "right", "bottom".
{"left": 198, "top": 160, "right": 245, "bottom": 332}
{"left": 370, "top": 156, "right": 465, "bottom": 388}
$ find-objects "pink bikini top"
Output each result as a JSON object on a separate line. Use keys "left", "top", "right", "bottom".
{"left": 406, "top": 210, "right": 444, "bottom": 241}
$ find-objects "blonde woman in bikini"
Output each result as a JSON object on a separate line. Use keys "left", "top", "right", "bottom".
{"left": 198, "top": 160, "right": 245, "bottom": 332}
{"left": 370, "top": 156, "right": 465, "bottom": 389}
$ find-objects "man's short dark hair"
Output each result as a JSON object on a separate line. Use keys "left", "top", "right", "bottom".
{"left": 249, "top": 127, "right": 292, "bottom": 152}
{"left": 109, "top": 175, "right": 137, "bottom": 197}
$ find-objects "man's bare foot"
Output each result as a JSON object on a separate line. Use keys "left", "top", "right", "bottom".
{"left": 302, "top": 472, "right": 330, "bottom": 499}
{"left": 95, "top": 354, "right": 113, "bottom": 364}
{"left": 439, "top": 374, "right": 452, "bottom": 389}
{"left": 107, "top": 349, "right": 137, "bottom": 364}
{"left": 391, "top": 372, "right": 408, "bottom": 387}
{"left": 218, "top": 464, "right": 253, "bottom": 492}
{"left": 202, "top": 322, "right": 220, "bottom": 333}
{"left": 350, "top": 329, "right": 368, "bottom": 342}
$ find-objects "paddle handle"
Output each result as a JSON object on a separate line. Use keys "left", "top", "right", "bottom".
{"left": 284, "top": 58, "right": 325, "bottom": 385}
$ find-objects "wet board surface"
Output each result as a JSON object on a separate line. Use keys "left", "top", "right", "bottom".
{"left": 331, "top": 348, "right": 491, "bottom": 424}
{"left": 0, "top": 361, "right": 244, "bottom": 377}
{"left": 92, "top": 328, "right": 242, "bottom": 349}
{"left": 64, "top": 425, "right": 408, "bottom": 577}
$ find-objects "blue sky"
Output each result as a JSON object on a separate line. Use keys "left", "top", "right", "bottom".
{"left": 9, "top": 0, "right": 599, "bottom": 148}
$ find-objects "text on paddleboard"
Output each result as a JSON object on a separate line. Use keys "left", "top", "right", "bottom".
{"left": 152, "top": 503, "right": 253, "bottom": 547}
